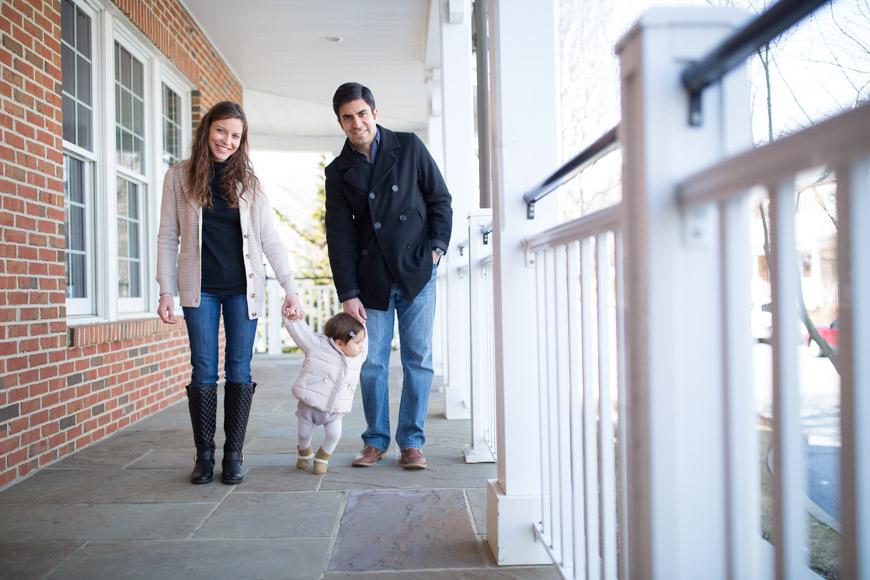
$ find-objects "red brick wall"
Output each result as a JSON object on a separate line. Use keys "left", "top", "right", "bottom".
{"left": 0, "top": 0, "right": 242, "bottom": 488}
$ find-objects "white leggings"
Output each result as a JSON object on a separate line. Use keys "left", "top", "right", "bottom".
{"left": 298, "top": 417, "right": 342, "bottom": 454}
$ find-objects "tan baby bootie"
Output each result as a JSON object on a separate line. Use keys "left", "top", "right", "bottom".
{"left": 313, "top": 447, "right": 332, "bottom": 475}
{"left": 297, "top": 445, "right": 313, "bottom": 469}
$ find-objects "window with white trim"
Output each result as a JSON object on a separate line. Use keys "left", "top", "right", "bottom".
{"left": 61, "top": 0, "right": 193, "bottom": 319}
{"left": 61, "top": 0, "right": 96, "bottom": 316}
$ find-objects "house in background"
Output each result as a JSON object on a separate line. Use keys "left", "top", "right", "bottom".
{"left": 1, "top": 0, "right": 246, "bottom": 488}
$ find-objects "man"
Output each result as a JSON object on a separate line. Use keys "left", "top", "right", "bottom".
{"left": 324, "top": 82, "right": 453, "bottom": 469}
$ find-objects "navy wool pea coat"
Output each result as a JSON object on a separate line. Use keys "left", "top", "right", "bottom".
{"left": 324, "top": 125, "right": 453, "bottom": 311}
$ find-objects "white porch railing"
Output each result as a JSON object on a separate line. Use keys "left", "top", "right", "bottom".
{"left": 677, "top": 101, "right": 870, "bottom": 580}
{"left": 524, "top": 206, "right": 626, "bottom": 579}
{"left": 501, "top": 4, "right": 869, "bottom": 580}
{"left": 464, "top": 211, "right": 496, "bottom": 463}
{"left": 255, "top": 280, "right": 340, "bottom": 354}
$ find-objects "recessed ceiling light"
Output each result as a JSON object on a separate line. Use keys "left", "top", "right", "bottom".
{"left": 321, "top": 36, "right": 343, "bottom": 44}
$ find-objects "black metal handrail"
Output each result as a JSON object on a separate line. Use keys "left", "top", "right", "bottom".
{"left": 682, "top": 0, "right": 830, "bottom": 125}
{"left": 523, "top": 125, "right": 619, "bottom": 219}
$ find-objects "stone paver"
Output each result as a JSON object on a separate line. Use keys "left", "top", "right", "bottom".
{"left": 0, "top": 354, "right": 559, "bottom": 579}
{"left": 0, "top": 541, "right": 84, "bottom": 580}
{"left": 0, "top": 502, "right": 214, "bottom": 541}
{"left": 194, "top": 491, "right": 344, "bottom": 539}
{"left": 48, "top": 538, "right": 330, "bottom": 580}
{"left": 329, "top": 489, "right": 488, "bottom": 571}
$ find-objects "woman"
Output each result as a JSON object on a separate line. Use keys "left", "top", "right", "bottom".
{"left": 156, "top": 101, "right": 304, "bottom": 485}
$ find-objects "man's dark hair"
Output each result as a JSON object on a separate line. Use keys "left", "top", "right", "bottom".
{"left": 332, "top": 82, "right": 376, "bottom": 118}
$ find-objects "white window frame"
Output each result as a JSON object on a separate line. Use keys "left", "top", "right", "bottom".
{"left": 62, "top": 0, "right": 193, "bottom": 322}
{"left": 111, "top": 27, "right": 151, "bottom": 314}
{"left": 154, "top": 69, "right": 193, "bottom": 305}
{"left": 61, "top": 0, "right": 99, "bottom": 316}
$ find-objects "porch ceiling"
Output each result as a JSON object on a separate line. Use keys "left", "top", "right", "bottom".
{"left": 180, "top": 0, "right": 437, "bottom": 152}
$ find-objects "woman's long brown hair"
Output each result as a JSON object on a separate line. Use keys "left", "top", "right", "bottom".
{"left": 185, "top": 101, "right": 260, "bottom": 209}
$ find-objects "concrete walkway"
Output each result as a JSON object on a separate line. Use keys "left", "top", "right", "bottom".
{"left": 0, "top": 353, "right": 559, "bottom": 580}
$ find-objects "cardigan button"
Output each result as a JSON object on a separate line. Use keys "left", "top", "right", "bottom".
{"left": 391, "top": 184, "right": 398, "bottom": 192}
{"left": 250, "top": 293, "right": 255, "bottom": 298}
{"left": 374, "top": 222, "right": 381, "bottom": 229}
{"left": 369, "top": 192, "right": 375, "bottom": 199}
{"left": 362, "top": 249, "right": 368, "bottom": 256}
{"left": 249, "top": 274, "right": 253, "bottom": 278}
{"left": 398, "top": 215, "right": 406, "bottom": 221}
{"left": 252, "top": 312, "right": 257, "bottom": 317}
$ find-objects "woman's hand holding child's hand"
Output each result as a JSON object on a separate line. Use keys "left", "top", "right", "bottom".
{"left": 282, "top": 293, "right": 305, "bottom": 320}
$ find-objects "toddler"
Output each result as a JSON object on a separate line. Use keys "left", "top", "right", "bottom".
{"left": 283, "top": 312, "right": 366, "bottom": 474}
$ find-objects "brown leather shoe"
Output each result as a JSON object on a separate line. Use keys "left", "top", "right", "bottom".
{"left": 400, "top": 448, "right": 427, "bottom": 469}
{"left": 352, "top": 446, "right": 388, "bottom": 467}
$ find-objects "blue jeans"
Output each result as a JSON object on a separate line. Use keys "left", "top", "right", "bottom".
{"left": 361, "top": 265, "right": 437, "bottom": 451}
{"left": 183, "top": 292, "right": 258, "bottom": 387}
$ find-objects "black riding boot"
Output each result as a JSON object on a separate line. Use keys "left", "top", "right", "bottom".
{"left": 186, "top": 384, "right": 217, "bottom": 484}
{"left": 221, "top": 381, "right": 256, "bottom": 484}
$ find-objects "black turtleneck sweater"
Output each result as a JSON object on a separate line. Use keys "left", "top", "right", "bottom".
{"left": 201, "top": 161, "right": 247, "bottom": 295}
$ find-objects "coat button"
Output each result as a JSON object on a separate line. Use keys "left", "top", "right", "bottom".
{"left": 362, "top": 249, "right": 369, "bottom": 256}
{"left": 249, "top": 274, "right": 253, "bottom": 278}
{"left": 250, "top": 293, "right": 256, "bottom": 298}
{"left": 369, "top": 192, "right": 375, "bottom": 199}
{"left": 374, "top": 222, "right": 381, "bottom": 229}
{"left": 252, "top": 312, "right": 257, "bottom": 317}
{"left": 398, "top": 215, "right": 407, "bottom": 221}
{"left": 246, "top": 253, "right": 250, "bottom": 258}
{"left": 392, "top": 184, "right": 398, "bottom": 192}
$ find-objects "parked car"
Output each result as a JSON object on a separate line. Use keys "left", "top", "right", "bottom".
{"left": 807, "top": 317, "right": 839, "bottom": 357}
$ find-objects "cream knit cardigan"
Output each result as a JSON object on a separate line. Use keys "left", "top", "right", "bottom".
{"left": 156, "top": 161, "right": 298, "bottom": 319}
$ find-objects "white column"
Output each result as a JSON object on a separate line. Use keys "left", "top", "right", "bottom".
{"left": 438, "top": 0, "right": 474, "bottom": 420}
{"left": 428, "top": 69, "right": 447, "bottom": 379}
{"left": 616, "top": 8, "right": 752, "bottom": 579}
{"left": 485, "top": 0, "right": 558, "bottom": 565}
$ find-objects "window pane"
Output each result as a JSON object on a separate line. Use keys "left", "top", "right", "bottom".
{"left": 62, "top": 94, "right": 75, "bottom": 143}
{"left": 61, "top": 45, "right": 73, "bottom": 94}
{"left": 118, "top": 260, "right": 130, "bottom": 298}
{"left": 116, "top": 178, "right": 142, "bottom": 298}
{"left": 61, "top": 0, "right": 74, "bottom": 44}
{"left": 114, "top": 126, "right": 122, "bottom": 166}
{"left": 77, "top": 55, "right": 90, "bottom": 105}
{"left": 132, "top": 135, "right": 143, "bottom": 174}
{"left": 61, "top": 1, "right": 92, "bottom": 151}
{"left": 127, "top": 181, "right": 139, "bottom": 220}
{"left": 132, "top": 58, "right": 143, "bottom": 96}
{"left": 64, "top": 154, "right": 89, "bottom": 300}
{"left": 69, "top": 205, "right": 84, "bottom": 250}
{"left": 116, "top": 177, "right": 128, "bottom": 216}
{"left": 123, "top": 131, "right": 132, "bottom": 168}
{"left": 120, "top": 47, "right": 131, "bottom": 88}
{"left": 75, "top": 10, "right": 90, "bottom": 58}
{"left": 129, "top": 256, "right": 140, "bottom": 296}
{"left": 115, "top": 42, "right": 146, "bottom": 174}
{"left": 129, "top": 220, "right": 139, "bottom": 257}
{"left": 117, "top": 220, "right": 128, "bottom": 257}
{"left": 133, "top": 95, "right": 143, "bottom": 135}
{"left": 162, "top": 84, "right": 183, "bottom": 169}
{"left": 66, "top": 251, "right": 87, "bottom": 299}
{"left": 77, "top": 103, "right": 91, "bottom": 150}
{"left": 68, "top": 155, "right": 82, "bottom": 204}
